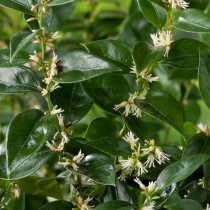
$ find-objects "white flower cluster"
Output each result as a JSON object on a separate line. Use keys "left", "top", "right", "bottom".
{"left": 165, "top": 0, "right": 189, "bottom": 9}
{"left": 150, "top": 31, "right": 173, "bottom": 57}
{"left": 114, "top": 92, "right": 145, "bottom": 117}
{"left": 118, "top": 132, "right": 170, "bottom": 181}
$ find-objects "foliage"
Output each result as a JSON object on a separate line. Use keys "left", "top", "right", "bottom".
{"left": 0, "top": 0, "right": 210, "bottom": 209}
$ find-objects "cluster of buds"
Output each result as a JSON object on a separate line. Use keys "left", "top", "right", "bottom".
{"left": 130, "top": 65, "right": 159, "bottom": 89}
{"left": 150, "top": 30, "right": 173, "bottom": 57}
{"left": 163, "top": 0, "right": 189, "bottom": 10}
{"left": 118, "top": 132, "right": 170, "bottom": 181}
{"left": 114, "top": 92, "right": 145, "bottom": 117}
{"left": 73, "top": 196, "right": 94, "bottom": 210}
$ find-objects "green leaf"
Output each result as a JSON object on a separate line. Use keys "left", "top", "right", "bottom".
{"left": 3, "top": 109, "right": 55, "bottom": 180}
{"left": 79, "top": 137, "right": 131, "bottom": 156}
{"left": 54, "top": 51, "right": 121, "bottom": 83}
{"left": 0, "top": 0, "right": 34, "bottom": 14}
{"left": 48, "top": 0, "right": 74, "bottom": 6}
{"left": 135, "top": 91, "right": 184, "bottom": 135}
{"left": 172, "top": 9, "right": 210, "bottom": 33}
{"left": 124, "top": 115, "right": 150, "bottom": 142}
{"left": 164, "top": 199, "right": 203, "bottom": 210}
{"left": 85, "top": 118, "right": 118, "bottom": 140}
{"left": 162, "top": 39, "right": 208, "bottom": 69}
{"left": 69, "top": 154, "right": 115, "bottom": 185}
{"left": 94, "top": 200, "right": 134, "bottom": 210}
{"left": 0, "top": 49, "right": 29, "bottom": 67}
{"left": 132, "top": 41, "right": 164, "bottom": 74}
{"left": 82, "top": 74, "right": 131, "bottom": 114}
{"left": 199, "top": 50, "right": 210, "bottom": 110}
{"left": 157, "top": 154, "right": 210, "bottom": 189}
{"left": 10, "top": 31, "right": 36, "bottom": 62}
{"left": 39, "top": 201, "right": 74, "bottom": 210}
{"left": 204, "top": 161, "right": 210, "bottom": 192}
{"left": 17, "top": 177, "right": 63, "bottom": 199}
{"left": 51, "top": 83, "right": 92, "bottom": 124}
{"left": 82, "top": 39, "right": 133, "bottom": 73}
{"left": 137, "top": 0, "right": 167, "bottom": 29}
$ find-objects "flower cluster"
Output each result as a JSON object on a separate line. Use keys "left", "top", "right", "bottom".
{"left": 163, "top": 0, "right": 189, "bottom": 9}
{"left": 73, "top": 196, "right": 94, "bottom": 210}
{"left": 150, "top": 30, "right": 173, "bottom": 57}
{"left": 114, "top": 92, "right": 145, "bottom": 117}
{"left": 118, "top": 132, "right": 170, "bottom": 181}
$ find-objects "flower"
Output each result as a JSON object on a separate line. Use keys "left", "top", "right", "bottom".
{"left": 140, "top": 70, "right": 159, "bottom": 83}
{"left": 141, "top": 204, "right": 155, "bottom": 210}
{"left": 205, "top": 203, "right": 210, "bottom": 210}
{"left": 75, "top": 196, "right": 94, "bottom": 210}
{"left": 50, "top": 105, "right": 64, "bottom": 115}
{"left": 46, "top": 141, "right": 57, "bottom": 151}
{"left": 154, "top": 146, "right": 170, "bottom": 165}
{"left": 119, "top": 157, "right": 135, "bottom": 176}
{"left": 10, "top": 183, "right": 20, "bottom": 199}
{"left": 136, "top": 160, "right": 148, "bottom": 176}
{"left": 123, "top": 131, "right": 139, "bottom": 150}
{"left": 144, "top": 154, "right": 156, "bottom": 168}
{"left": 197, "top": 123, "right": 210, "bottom": 136}
{"left": 58, "top": 114, "right": 65, "bottom": 128}
{"left": 151, "top": 31, "right": 173, "bottom": 57}
{"left": 61, "top": 131, "right": 69, "bottom": 143}
{"left": 171, "top": 0, "right": 189, "bottom": 9}
{"left": 29, "top": 51, "right": 40, "bottom": 63}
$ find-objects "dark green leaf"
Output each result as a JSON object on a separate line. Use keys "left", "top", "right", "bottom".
{"left": 199, "top": 50, "right": 210, "bottom": 110}
{"left": 0, "top": 49, "right": 29, "bottom": 67}
{"left": 135, "top": 91, "right": 184, "bottom": 135}
{"left": 124, "top": 115, "right": 150, "bottom": 141}
{"left": 54, "top": 51, "right": 121, "bottom": 83}
{"left": 85, "top": 118, "right": 118, "bottom": 140}
{"left": 4, "top": 109, "right": 55, "bottom": 179}
{"left": 204, "top": 161, "right": 210, "bottom": 192}
{"left": 172, "top": 9, "right": 210, "bottom": 33}
{"left": 157, "top": 154, "right": 210, "bottom": 189}
{"left": 82, "top": 74, "right": 131, "bottom": 114}
{"left": 132, "top": 41, "right": 164, "bottom": 74}
{"left": 0, "top": 66, "right": 41, "bottom": 93}
{"left": 39, "top": 201, "right": 74, "bottom": 210}
{"left": 70, "top": 154, "right": 116, "bottom": 185}
{"left": 162, "top": 39, "right": 208, "bottom": 69}
{"left": 51, "top": 83, "right": 92, "bottom": 124}
{"left": 0, "top": 0, "right": 34, "bottom": 14}
{"left": 164, "top": 199, "right": 203, "bottom": 210}
{"left": 137, "top": 0, "right": 167, "bottom": 29}
{"left": 82, "top": 39, "right": 133, "bottom": 73}
{"left": 10, "top": 31, "right": 36, "bottom": 62}
{"left": 94, "top": 200, "right": 134, "bottom": 210}
{"left": 48, "top": 0, "right": 74, "bottom": 6}
{"left": 79, "top": 137, "right": 131, "bottom": 156}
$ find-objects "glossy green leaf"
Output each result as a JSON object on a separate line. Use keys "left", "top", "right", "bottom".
{"left": 199, "top": 50, "right": 210, "bottom": 109}
{"left": 0, "top": 66, "right": 41, "bottom": 93}
{"left": 94, "top": 200, "right": 134, "bottom": 210}
{"left": 132, "top": 41, "right": 164, "bottom": 74}
{"left": 173, "top": 9, "right": 210, "bottom": 33}
{"left": 48, "top": 0, "right": 74, "bottom": 6}
{"left": 162, "top": 39, "right": 208, "bottom": 69}
{"left": 135, "top": 91, "right": 184, "bottom": 135}
{"left": 51, "top": 83, "right": 92, "bottom": 124}
{"left": 85, "top": 118, "right": 118, "bottom": 140}
{"left": 54, "top": 51, "right": 121, "bottom": 83}
{"left": 137, "top": 0, "right": 167, "bottom": 29}
{"left": 69, "top": 154, "right": 115, "bottom": 185}
{"left": 18, "top": 177, "right": 63, "bottom": 199}
{"left": 10, "top": 31, "right": 36, "bottom": 62}
{"left": 164, "top": 199, "right": 203, "bottom": 210}
{"left": 39, "top": 201, "right": 74, "bottom": 210}
{"left": 82, "top": 74, "right": 131, "bottom": 114}
{"left": 157, "top": 154, "right": 210, "bottom": 189}
{"left": 124, "top": 115, "right": 150, "bottom": 141}
{"left": 204, "top": 161, "right": 210, "bottom": 192}
{"left": 79, "top": 137, "right": 131, "bottom": 156}
{"left": 3, "top": 109, "right": 55, "bottom": 180}
{"left": 0, "top": 0, "right": 34, "bottom": 14}
{"left": 0, "top": 49, "right": 29, "bottom": 67}
{"left": 82, "top": 39, "right": 133, "bottom": 73}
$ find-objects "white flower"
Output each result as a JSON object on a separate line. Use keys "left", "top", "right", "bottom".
{"left": 142, "top": 139, "right": 156, "bottom": 154}
{"left": 171, "top": 0, "right": 189, "bottom": 9}
{"left": 41, "top": 88, "right": 48, "bottom": 96}
{"left": 46, "top": 141, "right": 57, "bottom": 151}
{"left": 61, "top": 131, "right": 69, "bottom": 143}
{"left": 50, "top": 51, "right": 59, "bottom": 76}
{"left": 144, "top": 154, "right": 156, "bottom": 168}
{"left": 75, "top": 196, "right": 94, "bottom": 210}
{"left": 198, "top": 123, "right": 210, "bottom": 136}
{"left": 50, "top": 105, "right": 64, "bottom": 115}
{"left": 150, "top": 30, "right": 173, "bottom": 57}
{"left": 119, "top": 158, "right": 135, "bottom": 175}
{"left": 10, "top": 183, "right": 20, "bottom": 199}
{"left": 154, "top": 147, "right": 170, "bottom": 165}
{"left": 123, "top": 131, "right": 139, "bottom": 150}
{"left": 141, "top": 204, "right": 155, "bottom": 210}
{"left": 58, "top": 114, "right": 65, "bottom": 128}
{"left": 130, "top": 62, "right": 137, "bottom": 74}
{"left": 118, "top": 171, "right": 128, "bottom": 181}
{"left": 205, "top": 203, "right": 210, "bottom": 210}
{"left": 140, "top": 70, "right": 159, "bottom": 83}
{"left": 29, "top": 51, "right": 40, "bottom": 63}
{"left": 134, "top": 177, "right": 146, "bottom": 191}
{"left": 72, "top": 150, "right": 85, "bottom": 171}
{"left": 136, "top": 160, "right": 148, "bottom": 176}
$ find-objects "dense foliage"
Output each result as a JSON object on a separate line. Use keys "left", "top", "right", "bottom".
{"left": 0, "top": 0, "right": 210, "bottom": 209}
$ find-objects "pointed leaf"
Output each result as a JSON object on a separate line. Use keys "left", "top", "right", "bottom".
{"left": 5, "top": 109, "right": 55, "bottom": 179}
{"left": 10, "top": 31, "right": 37, "bottom": 62}
{"left": 135, "top": 91, "right": 184, "bottom": 135}
{"left": 0, "top": 66, "right": 41, "bottom": 93}
{"left": 137, "top": 0, "right": 167, "bottom": 29}
{"left": 172, "top": 9, "right": 210, "bottom": 33}
{"left": 39, "top": 201, "right": 74, "bottom": 210}
{"left": 157, "top": 154, "right": 210, "bottom": 189}
{"left": 82, "top": 39, "right": 133, "bottom": 73}
{"left": 94, "top": 200, "right": 134, "bottom": 210}
{"left": 48, "top": 0, "right": 74, "bottom": 6}
{"left": 68, "top": 154, "right": 115, "bottom": 185}
{"left": 51, "top": 83, "right": 92, "bottom": 124}
{"left": 54, "top": 51, "right": 121, "bottom": 83}
{"left": 132, "top": 41, "right": 164, "bottom": 74}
